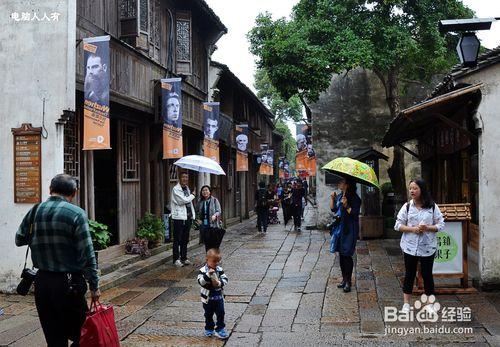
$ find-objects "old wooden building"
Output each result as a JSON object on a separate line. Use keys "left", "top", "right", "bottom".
{"left": 66, "top": 0, "right": 227, "bottom": 244}
{"left": 209, "top": 61, "right": 278, "bottom": 224}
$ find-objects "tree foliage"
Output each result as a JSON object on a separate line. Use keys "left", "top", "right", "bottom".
{"left": 249, "top": 0, "right": 474, "bottom": 107}
{"left": 274, "top": 119, "right": 296, "bottom": 167}
{"left": 248, "top": 0, "right": 474, "bottom": 200}
{"left": 254, "top": 68, "right": 303, "bottom": 123}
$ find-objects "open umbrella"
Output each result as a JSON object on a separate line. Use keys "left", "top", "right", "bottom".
{"left": 173, "top": 155, "right": 226, "bottom": 175}
{"left": 321, "top": 157, "right": 379, "bottom": 189}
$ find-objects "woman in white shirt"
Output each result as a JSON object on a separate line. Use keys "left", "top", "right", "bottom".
{"left": 394, "top": 179, "right": 445, "bottom": 313}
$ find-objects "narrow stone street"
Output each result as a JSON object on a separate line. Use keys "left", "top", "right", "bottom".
{"left": 1, "top": 205, "right": 500, "bottom": 346}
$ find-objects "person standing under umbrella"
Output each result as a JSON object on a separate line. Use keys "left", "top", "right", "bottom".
{"left": 331, "top": 178, "right": 361, "bottom": 292}
{"left": 197, "top": 186, "right": 223, "bottom": 252}
{"left": 171, "top": 172, "right": 196, "bottom": 267}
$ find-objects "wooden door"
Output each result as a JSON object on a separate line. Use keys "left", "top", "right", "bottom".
{"left": 117, "top": 120, "right": 142, "bottom": 243}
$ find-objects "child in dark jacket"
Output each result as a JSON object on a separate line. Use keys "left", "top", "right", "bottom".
{"left": 197, "top": 249, "right": 229, "bottom": 339}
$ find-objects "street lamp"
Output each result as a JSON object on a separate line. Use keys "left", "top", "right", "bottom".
{"left": 439, "top": 18, "right": 499, "bottom": 68}
{"left": 456, "top": 32, "right": 480, "bottom": 67}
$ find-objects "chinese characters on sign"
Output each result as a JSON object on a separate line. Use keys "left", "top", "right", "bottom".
{"left": 10, "top": 12, "right": 61, "bottom": 22}
{"left": 12, "top": 124, "right": 42, "bottom": 204}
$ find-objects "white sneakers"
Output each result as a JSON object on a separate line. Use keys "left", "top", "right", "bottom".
{"left": 402, "top": 303, "right": 411, "bottom": 313}
{"left": 174, "top": 259, "right": 191, "bottom": 267}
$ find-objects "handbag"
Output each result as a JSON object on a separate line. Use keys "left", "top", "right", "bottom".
{"left": 80, "top": 301, "right": 120, "bottom": 347}
{"left": 16, "top": 203, "right": 40, "bottom": 296}
{"left": 203, "top": 227, "right": 226, "bottom": 250}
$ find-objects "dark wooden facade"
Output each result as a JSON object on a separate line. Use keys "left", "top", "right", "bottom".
{"left": 209, "top": 62, "right": 277, "bottom": 223}
{"left": 65, "top": 0, "right": 227, "bottom": 243}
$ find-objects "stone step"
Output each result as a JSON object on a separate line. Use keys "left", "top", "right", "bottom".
{"left": 98, "top": 236, "right": 201, "bottom": 292}
{"left": 99, "top": 242, "right": 175, "bottom": 276}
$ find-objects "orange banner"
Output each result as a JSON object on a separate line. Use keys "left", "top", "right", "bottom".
{"left": 236, "top": 124, "right": 249, "bottom": 172}
{"left": 307, "top": 156, "right": 317, "bottom": 176}
{"left": 204, "top": 138, "right": 219, "bottom": 163}
{"left": 163, "top": 124, "right": 183, "bottom": 159}
{"left": 83, "top": 36, "right": 111, "bottom": 150}
{"left": 161, "top": 78, "right": 183, "bottom": 159}
{"left": 296, "top": 150, "right": 308, "bottom": 171}
{"left": 259, "top": 163, "right": 273, "bottom": 176}
{"left": 236, "top": 151, "right": 248, "bottom": 171}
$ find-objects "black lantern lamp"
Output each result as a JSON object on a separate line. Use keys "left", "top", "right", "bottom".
{"left": 439, "top": 18, "right": 499, "bottom": 68}
{"left": 456, "top": 32, "right": 481, "bottom": 67}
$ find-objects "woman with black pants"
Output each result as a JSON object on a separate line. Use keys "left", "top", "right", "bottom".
{"left": 330, "top": 178, "right": 361, "bottom": 293}
{"left": 395, "top": 179, "right": 444, "bottom": 313}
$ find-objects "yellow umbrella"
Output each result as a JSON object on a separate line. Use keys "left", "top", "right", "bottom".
{"left": 321, "top": 157, "right": 380, "bottom": 189}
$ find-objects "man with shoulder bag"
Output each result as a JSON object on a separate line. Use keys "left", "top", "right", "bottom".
{"left": 15, "top": 174, "right": 100, "bottom": 346}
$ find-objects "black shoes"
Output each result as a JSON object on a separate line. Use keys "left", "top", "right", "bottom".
{"left": 343, "top": 283, "right": 351, "bottom": 293}
{"left": 337, "top": 281, "right": 346, "bottom": 288}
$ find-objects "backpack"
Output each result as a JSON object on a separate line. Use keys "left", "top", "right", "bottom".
{"left": 257, "top": 189, "right": 268, "bottom": 208}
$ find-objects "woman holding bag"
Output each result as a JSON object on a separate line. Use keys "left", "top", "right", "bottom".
{"left": 197, "top": 186, "right": 223, "bottom": 251}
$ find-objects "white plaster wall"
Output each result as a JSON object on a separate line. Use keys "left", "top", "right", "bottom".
{"left": 0, "top": 0, "right": 75, "bottom": 292}
{"left": 458, "top": 64, "right": 500, "bottom": 286}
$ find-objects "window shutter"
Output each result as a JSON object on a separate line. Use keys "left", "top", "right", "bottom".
{"left": 176, "top": 11, "right": 192, "bottom": 75}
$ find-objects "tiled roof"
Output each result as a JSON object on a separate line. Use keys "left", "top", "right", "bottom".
{"left": 430, "top": 46, "right": 500, "bottom": 98}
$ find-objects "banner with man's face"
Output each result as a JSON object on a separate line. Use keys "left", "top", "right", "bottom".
{"left": 83, "top": 35, "right": 110, "bottom": 150}
{"left": 296, "top": 123, "right": 316, "bottom": 176}
{"left": 259, "top": 144, "right": 273, "bottom": 175}
{"left": 279, "top": 157, "right": 286, "bottom": 179}
{"left": 162, "top": 78, "right": 183, "bottom": 159}
{"left": 203, "top": 102, "right": 220, "bottom": 163}
{"left": 236, "top": 124, "right": 248, "bottom": 171}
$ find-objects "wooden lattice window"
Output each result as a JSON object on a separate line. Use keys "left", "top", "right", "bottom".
{"left": 176, "top": 11, "right": 192, "bottom": 75}
{"left": 122, "top": 124, "right": 140, "bottom": 181}
{"left": 169, "top": 160, "right": 178, "bottom": 182}
{"left": 64, "top": 112, "right": 80, "bottom": 184}
{"left": 139, "top": 0, "right": 149, "bottom": 33}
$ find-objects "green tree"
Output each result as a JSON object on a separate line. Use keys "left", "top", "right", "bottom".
{"left": 274, "top": 119, "right": 296, "bottom": 168}
{"left": 255, "top": 68, "right": 303, "bottom": 124}
{"left": 249, "top": 0, "right": 473, "bottom": 201}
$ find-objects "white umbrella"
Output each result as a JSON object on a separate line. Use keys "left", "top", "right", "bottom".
{"left": 173, "top": 155, "right": 226, "bottom": 175}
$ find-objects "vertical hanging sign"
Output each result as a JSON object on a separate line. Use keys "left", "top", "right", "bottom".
{"left": 162, "top": 78, "right": 183, "bottom": 159}
{"left": 12, "top": 124, "right": 42, "bottom": 203}
{"left": 203, "top": 102, "right": 220, "bottom": 163}
{"left": 83, "top": 35, "right": 111, "bottom": 150}
{"left": 236, "top": 124, "right": 248, "bottom": 171}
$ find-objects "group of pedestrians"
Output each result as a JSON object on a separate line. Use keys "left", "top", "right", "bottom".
{"left": 14, "top": 172, "right": 230, "bottom": 345}
{"left": 13, "top": 169, "right": 445, "bottom": 345}
{"left": 254, "top": 178, "right": 309, "bottom": 233}
{"left": 328, "top": 176, "right": 444, "bottom": 313}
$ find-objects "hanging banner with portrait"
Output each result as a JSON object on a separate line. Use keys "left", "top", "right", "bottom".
{"left": 279, "top": 157, "right": 285, "bottom": 179}
{"left": 161, "top": 78, "right": 183, "bottom": 159}
{"left": 307, "top": 137, "right": 317, "bottom": 177}
{"left": 295, "top": 124, "right": 309, "bottom": 172}
{"left": 259, "top": 144, "right": 273, "bottom": 176}
{"left": 83, "top": 35, "right": 111, "bottom": 150}
{"left": 203, "top": 102, "right": 220, "bottom": 163}
{"left": 236, "top": 124, "right": 249, "bottom": 171}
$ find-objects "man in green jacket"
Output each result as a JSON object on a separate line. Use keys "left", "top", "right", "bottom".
{"left": 16, "top": 174, "right": 100, "bottom": 346}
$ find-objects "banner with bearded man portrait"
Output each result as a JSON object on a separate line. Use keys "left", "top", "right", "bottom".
{"left": 161, "top": 78, "right": 183, "bottom": 159}
{"left": 83, "top": 35, "right": 110, "bottom": 150}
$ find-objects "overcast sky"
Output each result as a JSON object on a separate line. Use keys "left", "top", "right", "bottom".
{"left": 206, "top": 0, "right": 500, "bottom": 94}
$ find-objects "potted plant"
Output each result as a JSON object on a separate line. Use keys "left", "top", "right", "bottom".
{"left": 136, "top": 212, "right": 164, "bottom": 249}
{"left": 88, "top": 220, "right": 111, "bottom": 265}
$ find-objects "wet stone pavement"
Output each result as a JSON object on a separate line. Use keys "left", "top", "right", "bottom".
{"left": 2, "top": 205, "right": 500, "bottom": 346}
